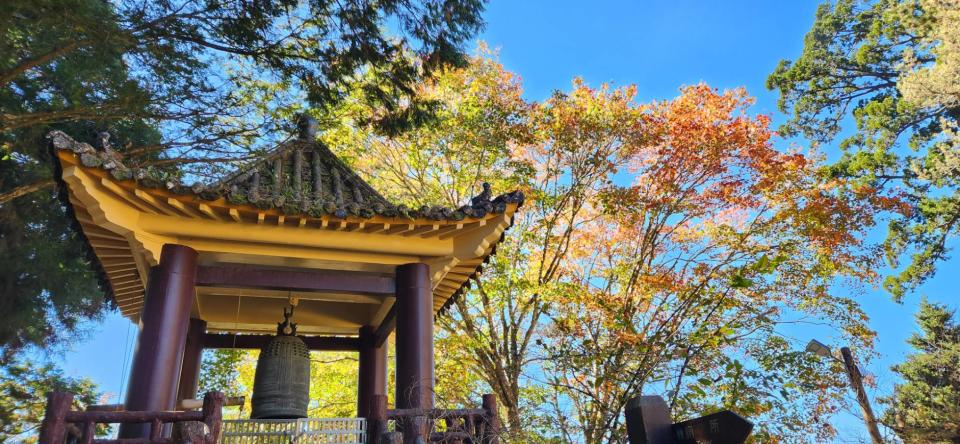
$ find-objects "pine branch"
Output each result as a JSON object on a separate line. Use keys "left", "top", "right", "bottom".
{"left": 0, "top": 178, "right": 55, "bottom": 204}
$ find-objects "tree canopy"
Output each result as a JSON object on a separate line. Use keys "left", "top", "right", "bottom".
{"left": 324, "top": 53, "right": 891, "bottom": 442}
{"left": 0, "top": 357, "right": 101, "bottom": 442}
{"left": 767, "top": 0, "right": 960, "bottom": 300}
{"left": 0, "top": 0, "right": 487, "bottom": 358}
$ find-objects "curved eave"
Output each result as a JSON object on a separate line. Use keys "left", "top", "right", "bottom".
{"left": 53, "top": 149, "right": 520, "bottom": 324}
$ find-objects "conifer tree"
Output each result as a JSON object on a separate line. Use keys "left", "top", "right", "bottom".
{"left": 882, "top": 300, "right": 960, "bottom": 442}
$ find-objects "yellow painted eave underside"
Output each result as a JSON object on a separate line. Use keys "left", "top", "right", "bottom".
{"left": 57, "top": 151, "right": 516, "bottom": 327}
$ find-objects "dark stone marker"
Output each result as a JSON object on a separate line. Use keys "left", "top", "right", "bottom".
{"left": 624, "top": 396, "right": 673, "bottom": 444}
{"left": 671, "top": 410, "right": 753, "bottom": 444}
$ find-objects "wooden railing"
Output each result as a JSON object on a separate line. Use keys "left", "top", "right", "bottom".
{"left": 38, "top": 391, "right": 225, "bottom": 443}
{"left": 367, "top": 394, "right": 500, "bottom": 444}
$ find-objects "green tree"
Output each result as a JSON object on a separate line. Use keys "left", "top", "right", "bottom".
{"left": 1, "top": 0, "right": 487, "bottom": 359}
{"left": 767, "top": 0, "right": 960, "bottom": 300}
{"left": 882, "top": 300, "right": 960, "bottom": 442}
{"left": 198, "top": 349, "right": 248, "bottom": 399}
{"left": 0, "top": 358, "right": 101, "bottom": 443}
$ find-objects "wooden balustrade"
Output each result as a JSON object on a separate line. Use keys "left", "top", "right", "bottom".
{"left": 38, "top": 391, "right": 225, "bottom": 444}
{"left": 367, "top": 394, "right": 500, "bottom": 444}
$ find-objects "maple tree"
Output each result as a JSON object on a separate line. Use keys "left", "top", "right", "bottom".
{"left": 323, "top": 51, "right": 892, "bottom": 442}
{"left": 543, "top": 84, "right": 897, "bottom": 443}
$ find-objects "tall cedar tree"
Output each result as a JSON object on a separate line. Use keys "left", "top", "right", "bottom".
{"left": 0, "top": 0, "right": 486, "bottom": 358}
{"left": 767, "top": 0, "right": 960, "bottom": 300}
{"left": 881, "top": 300, "right": 960, "bottom": 442}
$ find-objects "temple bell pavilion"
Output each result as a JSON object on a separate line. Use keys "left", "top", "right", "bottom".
{"left": 44, "top": 116, "right": 522, "bottom": 442}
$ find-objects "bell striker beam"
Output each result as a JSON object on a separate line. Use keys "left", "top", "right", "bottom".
{"left": 177, "top": 318, "right": 207, "bottom": 402}
{"left": 357, "top": 325, "right": 387, "bottom": 418}
{"left": 119, "top": 244, "right": 197, "bottom": 439}
{"left": 395, "top": 263, "right": 434, "bottom": 409}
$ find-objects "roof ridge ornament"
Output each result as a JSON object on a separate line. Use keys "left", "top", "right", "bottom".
{"left": 297, "top": 114, "right": 319, "bottom": 140}
{"left": 471, "top": 182, "right": 493, "bottom": 207}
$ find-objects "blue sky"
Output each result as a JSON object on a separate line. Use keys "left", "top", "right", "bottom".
{"left": 47, "top": 1, "right": 958, "bottom": 442}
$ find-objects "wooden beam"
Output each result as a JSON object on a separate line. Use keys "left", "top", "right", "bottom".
{"left": 100, "top": 258, "right": 137, "bottom": 267}
{"left": 404, "top": 224, "right": 439, "bottom": 237}
{"left": 440, "top": 219, "right": 485, "bottom": 240}
{"left": 203, "top": 333, "right": 360, "bottom": 351}
{"left": 428, "top": 223, "right": 463, "bottom": 238}
{"left": 197, "top": 203, "right": 222, "bottom": 221}
{"left": 228, "top": 208, "right": 243, "bottom": 223}
{"left": 374, "top": 304, "right": 397, "bottom": 347}
{"left": 385, "top": 224, "right": 415, "bottom": 235}
{"left": 166, "top": 198, "right": 204, "bottom": 219}
{"left": 82, "top": 229, "right": 126, "bottom": 242}
{"left": 134, "top": 189, "right": 180, "bottom": 216}
{"left": 196, "top": 265, "right": 395, "bottom": 296}
{"left": 364, "top": 223, "right": 389, "bottom": 234}
{"left": 103, "top": 264, "right": 138, "bottom": 273}
{"left": 99, "top": 179, "right": 156, "bottom": 214}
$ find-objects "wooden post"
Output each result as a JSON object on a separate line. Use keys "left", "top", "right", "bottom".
{"left": 358, "top": 325, "right": 387, "bottom": 419}
{"left": 840, "top": 347, "right": 883, "bottom": 444}
{"left": 395, "top": 263, "right": 433, "bottom": 442}
{"left": 624, "top": 395, "right": 673, "bottom": 444}
{"left": 119, "top": 244, "right": 198, "bottom": 438}
{"left": 178, "top": 318, "right": 207, "bottom": 403}
{"left": 402, "top": 416, "right": 428, "bottom": 444}
{"left": 367, "top": 394, "right": 387, "bottom": 444}
{"left": 80, "top": 420, "right": 95, "bottom": 444}
{"left": 481, "top": 394, "right": 500, "bottom": 444}
{"left": 202, "top": 391, "right": 225, "bottom": 443}
{"left": 39, "top": 392, "right": 73, "bottom": 444}
{"left": 395, "top": 263, "right": 434, "bottom": 412}
{"left": 383, "top": 431, "right": 403, "bottom": 444}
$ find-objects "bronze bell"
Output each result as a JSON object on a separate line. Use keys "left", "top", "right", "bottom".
{"left": 250, "top": 306, "right": 311, "bottom": 419}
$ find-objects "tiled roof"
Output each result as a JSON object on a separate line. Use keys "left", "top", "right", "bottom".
{"left": 46, "top": 115, "right": 524, "bottom": 221}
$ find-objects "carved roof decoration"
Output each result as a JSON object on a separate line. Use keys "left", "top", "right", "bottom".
{"left": 47, "top": 118, "right": 524, "bottom": 221}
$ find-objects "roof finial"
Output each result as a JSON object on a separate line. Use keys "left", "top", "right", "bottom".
{"left": 96, "top": 131, "right": 112, "bottom": 151}
{"left": 297, "top": 113, "right": 319, "bottom": 140}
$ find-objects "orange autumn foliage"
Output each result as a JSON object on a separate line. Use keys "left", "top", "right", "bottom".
{"left": 543, "top": 83, "right": 896, "bottom": 443}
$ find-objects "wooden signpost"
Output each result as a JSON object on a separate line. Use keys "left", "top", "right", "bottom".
{"left": 624, "top": 395, "right": 753, "bottom": 444}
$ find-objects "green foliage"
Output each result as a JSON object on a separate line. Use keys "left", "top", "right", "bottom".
{"left": 0, "top": 358, "right": 102, "bottom": 443}
{"left": 767, "top": 0, "right": 960, "bottom": 300}
{"left": 0, "top": 0, "right": 487, "bottom": 358}
{"left": 881, "top": 300, "right": 960, "bottom": 442}
{"left": 198, "top": 349, "right": 248, "bottom": 398}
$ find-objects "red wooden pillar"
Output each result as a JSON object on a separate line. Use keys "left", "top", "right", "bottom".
{"left": 38, "top": 392, "right": 73, "bottom": 444}
{"left": 357, "top": 325, "right": 387, "bottom": 418}
{"left": 395, "top": 263, "right": 434, "bottom": 409}
{"left": 178, "top": 318, "right": 207, "bottom": 403}
{"left": 119, "top": 244, "right": 198, "bottom": 438}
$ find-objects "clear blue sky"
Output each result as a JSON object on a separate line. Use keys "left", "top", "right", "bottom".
{"left": 49, "top": 1, "right": 957, "bottom": 442}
